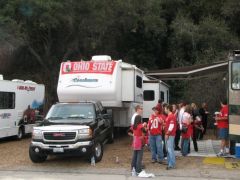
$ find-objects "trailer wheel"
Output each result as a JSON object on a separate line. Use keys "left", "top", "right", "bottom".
{"left": 16, "top": 126, "right": 24, "bottom": 140}
{"left": 93, "top": 142, "right": 103, "bottom": 162}
{"left": 108, "top": 129, "right": 114, "bottom": 144}
{"left": 29, "top": 147, "right": 47, "bottom": 163}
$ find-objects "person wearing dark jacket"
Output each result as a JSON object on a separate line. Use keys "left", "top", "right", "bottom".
{"left": 199, "top": 103, "right": 209, "bottom": 139}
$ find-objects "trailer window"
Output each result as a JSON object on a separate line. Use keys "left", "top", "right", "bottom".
{"left": 232, "top": 62, "right": 240, "bottom": 90}
{"left": 0, "top": 92, "right": 15, "bottom": 109}
{"left": 160, "top": 91, "right": 165, "bottom": 102}
{"left": 144, "top": 90, "right": 155, "bottom": 101}
{"left": 136, "top": 75, "right": 142, "bottom": 88}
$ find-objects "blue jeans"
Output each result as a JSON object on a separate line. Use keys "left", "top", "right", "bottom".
{"left": 131, "top": 148, "right": 143, "bottom": 173}
{"left": 149, "top": 135, "right": 164, "bottom": 161}
{"left": 181, "top": 138, "right": 190, "bottom": 156}
{"left": 166, "top": 136, "right": 176, "bottom": 167}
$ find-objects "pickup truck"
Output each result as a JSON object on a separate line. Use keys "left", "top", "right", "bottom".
{"left": 29, "top": 101, "right": 114, "bottom": 163}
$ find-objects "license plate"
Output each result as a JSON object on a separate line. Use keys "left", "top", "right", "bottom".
{"left": 53, "top": 148, "right": 64, "bottom": 153}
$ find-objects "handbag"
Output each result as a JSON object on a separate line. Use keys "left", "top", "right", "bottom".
{"left": 181, "top": 125, "right": 188, "bottom": 133}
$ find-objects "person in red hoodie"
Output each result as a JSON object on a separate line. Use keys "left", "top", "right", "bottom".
{"left": 215, "top": 99, "right": 229, "bottom": 156}
{"left": 148, "top": 107, "right": 164, "bottom": 163}
{"left": 164, "top": 104, "right": 177, "bottom": 170}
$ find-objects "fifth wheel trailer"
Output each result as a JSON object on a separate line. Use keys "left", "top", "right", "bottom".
{"left": 57, "top": 55, "right": 169, "bottom": 127}
{"left": 142, "top": 79, "right": 169, "bottom": 121}
{"left": 57, "top": 56, "right": 143, "bottom": 127}
{"left": 0, "top": 75, "right": 45, "bottom": 139}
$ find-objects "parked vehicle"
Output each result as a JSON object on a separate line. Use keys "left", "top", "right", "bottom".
{"left": 0, "top": 75, "right": 45, "bottom": 139}
{"left": 57, "top": 55, "right": 169, "bottom": 127}
{"left": 29, "top": 101, "right": 113, "bottom": 163}
{"left": 229, "top": 50, "right": 240, "bottom": 148}
{"left": 142, "top": 78, "right": 169, "bottom": 121}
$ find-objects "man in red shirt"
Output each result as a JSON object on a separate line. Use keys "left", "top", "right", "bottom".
{"left": 215, "top": 99, "right": 229, "bottom": 156}
{"left": 148, "top": 107, "right": 164, "bottom": 163}
{"left": 165, "top": 105, "right": 177, "bottom": 169}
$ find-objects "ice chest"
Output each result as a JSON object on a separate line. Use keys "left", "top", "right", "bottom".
{"left": 235, "top": 143, "right": 240, "bottom": 158}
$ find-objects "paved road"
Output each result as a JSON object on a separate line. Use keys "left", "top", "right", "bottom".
{"left": 0, "top": 168, "right": 239, "bottom": 180}
{"left": 0, "top": 170, "right": 232, "bottom": 180}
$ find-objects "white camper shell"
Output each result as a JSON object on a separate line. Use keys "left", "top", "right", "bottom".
{"left": 57, "top": 55, "right": 169, "bottom": 127}
{"left": 0, "top": 76, "right": 45, "bottom": 139}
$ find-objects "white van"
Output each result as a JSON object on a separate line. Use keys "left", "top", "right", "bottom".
{"left": 0, "top": 75, "right": 45, "bottom": 139}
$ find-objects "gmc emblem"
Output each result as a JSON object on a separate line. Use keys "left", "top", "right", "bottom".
{"left": 53, "top": 133, "right": 65, "bottom": 137}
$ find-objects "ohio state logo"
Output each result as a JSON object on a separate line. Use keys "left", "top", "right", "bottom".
{"left": 62, "top": 62, "right": 72, "bottom": 73}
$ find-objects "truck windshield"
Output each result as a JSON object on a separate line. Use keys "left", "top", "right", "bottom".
{"left": 232, "top": 62, "right": 240, "bottom": 90}
{"left": 46, "top": 104, "right": 95, "bottom": 120}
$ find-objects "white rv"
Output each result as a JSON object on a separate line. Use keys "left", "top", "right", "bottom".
{"left": 0, "top": 75, "right": 45, "bottom": 139}
{"left": 57, "top": 55, "right": 169, "bottom": 127}
{"left": 57, "top": 56, "right": 143, "bottom": 127}
{"left": 142, "top": 78, "right": 169, "bottom": 121}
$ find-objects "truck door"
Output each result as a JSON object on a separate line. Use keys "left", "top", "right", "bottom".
{"left": 95, "top": 104, "right": 107, "bottom": 142}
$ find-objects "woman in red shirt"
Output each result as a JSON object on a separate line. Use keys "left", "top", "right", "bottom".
{"left": 130, "top": 115, "right": 147, "bottom": 175}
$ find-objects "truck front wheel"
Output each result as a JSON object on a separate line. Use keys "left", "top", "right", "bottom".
{"left": 93, "top": 142, "right": 103, "bottom": 162}
{"left": 29, "top": 147, "right": 47, "bottom": 163}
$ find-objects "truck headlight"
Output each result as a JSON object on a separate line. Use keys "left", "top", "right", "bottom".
{"left": 32, "top": 129, "right": 43, "bottom": 140}
{"left": 78, "top": 129, "right": 89, "bottom": 134}
{"left": 78, "top": 128, "right": 92, "bottom": 139}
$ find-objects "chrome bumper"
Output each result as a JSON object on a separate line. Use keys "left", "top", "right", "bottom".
{"left": 31, "top": 141, "right": 92, "bottom": 150}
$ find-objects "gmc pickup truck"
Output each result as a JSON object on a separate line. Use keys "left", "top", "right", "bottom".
{"left": 29, "top": 101, "right": 114, "bottom": 163}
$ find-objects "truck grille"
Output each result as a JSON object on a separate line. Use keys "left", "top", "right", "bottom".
{"left": 43, "top": 132, "right": 76, "bottom": 141}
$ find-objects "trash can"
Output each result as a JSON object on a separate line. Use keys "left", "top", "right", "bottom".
{"left": 235, "top": 143, "right": 240, "bottom": 158}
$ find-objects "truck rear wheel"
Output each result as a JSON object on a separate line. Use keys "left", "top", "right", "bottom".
{"left": 29, "top": 147, "right": 47, "bottom": 163}
{"left": 93, "top": 142, "right": 103, "bottom": 162}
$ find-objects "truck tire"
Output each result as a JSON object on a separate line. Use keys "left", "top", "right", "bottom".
{"left": 29, "top": 147, "right": 47, "bottom": 163}
{"left": 16, "top": 126, "right": 24, "bottom": 140}
{"left": 93, "top": 142, "right": 103, "bottom": 162}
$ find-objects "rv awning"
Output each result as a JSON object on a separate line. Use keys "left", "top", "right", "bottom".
{"left": 146, "top": 61, "right": 228, "bottom": 80}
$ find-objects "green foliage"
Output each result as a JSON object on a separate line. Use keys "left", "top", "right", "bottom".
{"left": 0, "top": 0, "right": 240, "bottom": 106}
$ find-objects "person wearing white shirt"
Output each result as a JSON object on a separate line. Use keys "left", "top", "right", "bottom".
{"left": 131, "top": 105, "right": 143, "bottom": 125}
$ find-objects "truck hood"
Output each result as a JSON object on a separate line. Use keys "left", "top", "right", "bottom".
{"left": 34, "top": 125, "right": 89, "bottom": 131}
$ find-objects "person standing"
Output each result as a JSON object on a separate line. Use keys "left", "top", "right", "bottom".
{"left": 173, "top": 104, "right": 180, "bottom": 151}
{"left": 131, "top": 105, "right": 143, "bottom": 125}
{"left": 165, "top": 105, "right": 177, "bottom": 170}
{"left": 215, "top": 99, "right": 229, "bottom": 156}
{"left": 175, "top": 101, "right": 186, "bottom": 150}
{"left": 148, "top": 107, "right": 164, "bottom": 163}
{"left": 181, "top": 105, "right": 193, "bottom": 156}
{"left": 191, "top": 103, "right": 200, "bottom": 152}
{"left": 130, "top": 115, "right": 147, "bottom": 176}
{"left": 199, "top": 103, "right": 209, "bottom": 139}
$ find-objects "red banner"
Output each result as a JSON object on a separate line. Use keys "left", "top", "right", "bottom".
{"left": 61, "top": 61, "right": 116, "bottom": 75}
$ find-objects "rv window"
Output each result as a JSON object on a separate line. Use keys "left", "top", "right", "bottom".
{"left": 232, "top": 62, "right": 240, "bottom": 90}
{"left": 136, "top": 75, "right": 142, "bottom": 88}
{"left": 144, "top": 90, "right": 155, "bottom": 101}
{"left": 160, "top": 91, "right": 165, "bottom": 102}
{"left": 0, "top": 92, "right": 15, "bottom": 109}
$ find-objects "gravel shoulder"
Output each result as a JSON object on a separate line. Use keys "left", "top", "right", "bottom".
{"left": 0, "top": 133, "right": 239, "bottom": 179}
